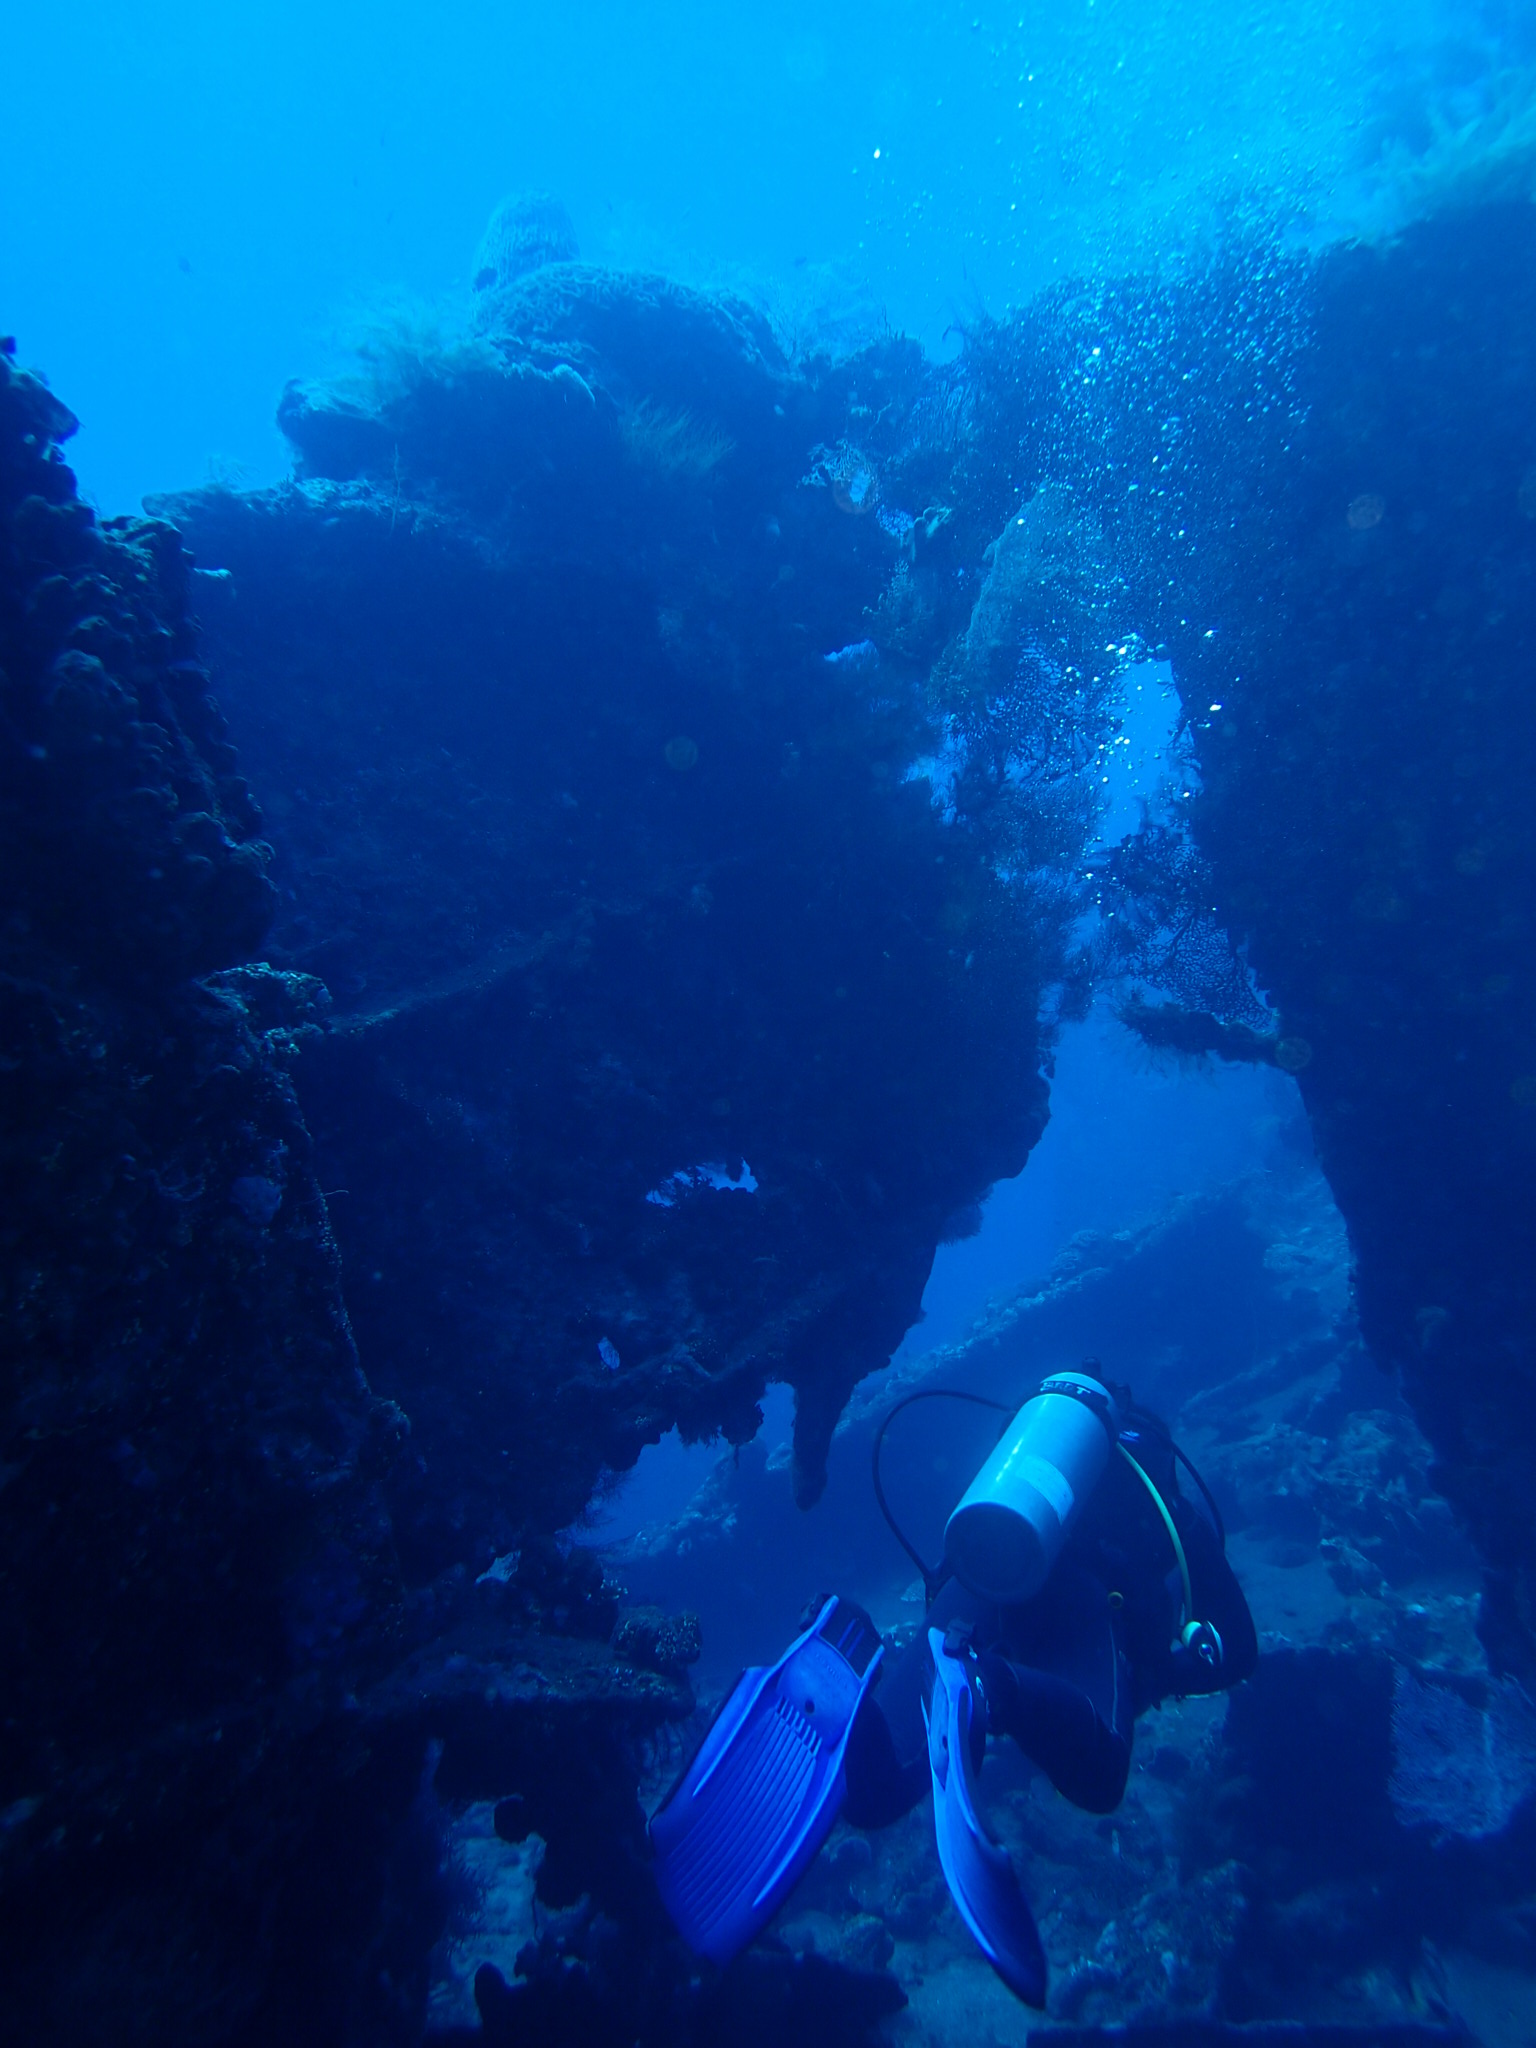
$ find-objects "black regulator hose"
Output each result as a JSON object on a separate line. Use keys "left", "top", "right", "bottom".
{"left": 873, "top": 1383, "right": 1228, "bottom": 1610}
{"left": 1173, "top": 1442, "right": 1227, "bottom": 1546}
{"left": 871, "top": 1388, "right": 1013, "bottom": 1607}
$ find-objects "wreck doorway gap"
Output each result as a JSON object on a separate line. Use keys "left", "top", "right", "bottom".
{"left": 891, "top": 1001, "right": 1311, "bottom": 1359}
{"left": 591, "top": 662, "right": 1292, "bottom": 1543}
{"left": 900, "top": 656, "right": 1271, "bottom": 1356}
{"left": 586, "top": 1383, "right": 796, "bottom": 1547}
{"left": 590, "top": 1018, "right": 1311, "bottom": 1558}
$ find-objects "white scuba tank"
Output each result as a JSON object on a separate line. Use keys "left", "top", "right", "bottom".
{"left": 942, "top": 1372, "right": 1120, "bottom": 1603}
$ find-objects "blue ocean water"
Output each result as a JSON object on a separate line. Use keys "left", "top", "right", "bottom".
{"left": 7, "top": 0, "right": 1516, "bottom": 513}
{"left": 5, "top": 4, "right": 1536, "bottom": 2044}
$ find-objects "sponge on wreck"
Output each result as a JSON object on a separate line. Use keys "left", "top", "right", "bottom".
{"left": 472, "top": 192, "right": 579, "bottom": 293}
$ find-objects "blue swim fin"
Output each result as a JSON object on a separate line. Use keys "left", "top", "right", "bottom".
{"left": 650, "top": 1597, "right": 884, "bottom": 1964}
{"left": 924, "top": 1626, "right": 1047, "bottom": 2007}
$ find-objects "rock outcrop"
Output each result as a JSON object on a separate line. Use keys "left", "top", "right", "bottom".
{"left": 1, "top": 247, "right": 1113, "bottom": 2039}
{"left": 157, "top": 263, "right": 1098, "bottom": 1582}
{"left": 0, "top": 344, "right": 406, "bottom": 2036}
{"left": 1157, "top": 209, "right": 1536, "bottom": 1687}
{"left": 0, "top": 341, "right": 707, "bottom": 2046}
{"left": 979, "top": 202, "right": 1536, "bottom": 1685}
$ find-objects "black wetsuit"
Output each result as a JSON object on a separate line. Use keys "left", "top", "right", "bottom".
{"left": 843, "top": 1420, "right": 1257, "bottom": 1828}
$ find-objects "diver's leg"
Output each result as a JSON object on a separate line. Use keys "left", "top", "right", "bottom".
{"left": 978, "top": 1657, "right": 1130, "bottom": 1812}
{"left": 842, "top": 1689, "right": 928, "bottom": 1826}
{"left": 981, "top": 1564, "right": 1133, "bottom": 1813}
{"left": 843, "top": 1580, "right": 989, "bottom": 1828}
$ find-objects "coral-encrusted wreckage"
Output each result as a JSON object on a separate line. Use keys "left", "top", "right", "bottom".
{"left": 1008, "top": 203, "right": 1536, "bottom": 1691}
{"left": 0, "top": 240, "right": 1100, "bottom": 2041}
{"left": 3, "top": 179, "right": 1535, "bottom": 2041}
{"left": 162, "top": 258, "right": 1084, "bottom": 1553}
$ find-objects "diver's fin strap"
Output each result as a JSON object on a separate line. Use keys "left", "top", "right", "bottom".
{"left": 650, "top": 1596, "right": 883, "bottom": 1965}
{"left": 924, "top": 1628, "right": 1047, "bottom": 2008}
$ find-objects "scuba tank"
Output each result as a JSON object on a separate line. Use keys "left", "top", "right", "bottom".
{"left": 941, "top": 1372, "right": 1120, "bottom": 1603}
{"left": 871, "top": 1370, "right": 1226, "bottom": 1652}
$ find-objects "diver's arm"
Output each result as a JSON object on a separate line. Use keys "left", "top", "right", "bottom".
{"left": 1162, "top": 1504, "right": 1258, "bottom": 1695}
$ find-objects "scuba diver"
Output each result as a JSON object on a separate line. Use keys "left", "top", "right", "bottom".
{"left": 649, "top": 1369, "right": 1256, "bottom": 2007}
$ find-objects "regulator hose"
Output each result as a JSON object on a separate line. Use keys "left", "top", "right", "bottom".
{"left": 1117, "top": 1442, "right": 1194, "bottom": 1629}
{"left": 873, "top": 1382, "right": 1227, "bottom": 1626}
{"left": 870, "top": 1387, "right": 1013, "bottom": 1606}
